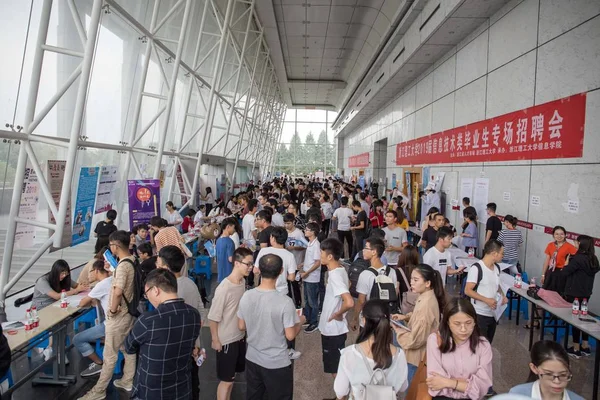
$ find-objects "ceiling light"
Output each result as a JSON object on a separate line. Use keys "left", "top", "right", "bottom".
{"left": 449, "top": 31, "right": 455, "bottom": 34}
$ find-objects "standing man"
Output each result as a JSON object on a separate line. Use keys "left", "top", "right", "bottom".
{"left": 216, "top": 218, "right": 236, "bottom": 282}
{"left": 269, "top": 199, "right": 284, "bottom": 227}
{"left": 423, "top": 227, "right": 465, "bottom": 286}
{"left": 242, "top": 199, "right": 259, "bottom": 245}
{"left": 485, "top": 202, "right": 502, "bottom": 242}
{"left": 349, "top": 200, "right": 368, "bottom": 259}
{"left": 299, "top": 222, "right": 322, "bottom": 334}
{"left": 420, "top": 213, "right": 445, "bottom": 251}
{"left": 257, "top": 194, "right": 267, "bottom": 212}
{"left": 208, "top": 248, "right": 254, "bottom": 400}
{"left": 464, "top": 239, "right": 507, "bottom": 397}
{"left": 283, "top": 213, "right": 305, "bottom": 309}
{"left": 124, "top": 269, "right": 201, "bottom": 400}
{"left": 238, "top": 254, "right": 306, "bottom": 400}
{"left": 320, "top": 194, "right": 333, "bottom": 237}
{"left": 78, "top": 231, "right": 137, "bottom": 400}
{"left": 332, "top": 197, "right": 354, "bottom": 258}
{"left": 157, "top": 245, "right": 203, "bottom": 400}
{"left": 462, "top": 197, "right": 477, "bottom": 230}
{"left": 318, "top": 238, "right": 353, "bottom": 392}
{"left": 255, "top": 210, "right": 274, "bottom": 249}
{"left": 382, "top": 210, "right": 409, "bottom": 268}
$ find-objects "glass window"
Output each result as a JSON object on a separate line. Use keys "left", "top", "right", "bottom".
{"left": 297, "top": 109, "right": 326, "bottom": 122}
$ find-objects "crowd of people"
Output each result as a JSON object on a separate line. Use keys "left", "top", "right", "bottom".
{"left": 24, "top": 176, "right": 597, "bottom": 400}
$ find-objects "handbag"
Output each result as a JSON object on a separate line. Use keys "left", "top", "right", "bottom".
{"left": 405, "top": 333, "right": 442, "bottom": 400}
{"left": 527, "top": 286, "right": 542, "bottom": 300}
{"left": 352, "top": 345, "right": 396, "bottom": 400}
{"left": 397, "top": 267, "right": 418, "bottom": 314}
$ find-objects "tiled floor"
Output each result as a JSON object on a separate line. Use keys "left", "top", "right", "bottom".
{"left": 6, "top": 280, "right": 597, "bottom": 399}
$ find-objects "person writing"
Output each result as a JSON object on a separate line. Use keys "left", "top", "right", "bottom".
{"left": 510, "top": 340, "right": 584, "bottom": 400}
{"left": 391, "top": 264, "right": 445, "bottom": 383}
{"left": 426, "top": 297, "right": 493, "bottom": 399}
{"left": 32, "top": 260, "right": 88, "bottom": 310}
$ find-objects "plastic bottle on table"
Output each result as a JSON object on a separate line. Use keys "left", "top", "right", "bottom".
{"left": 514, "top": 273, "right": 522, "bottom": 288}
{"left": 572, "top": 298, "right": 580, "bottom": 316}
{"left": 25, "top": 309, "right": 32, "bottom": 331}
{"left": 581, "top": 298, "right": 588, "bottom": 316}
{"left": 31, "top": 306, "right": 39, "bottom": 328}
{"left": 468, "top": 248, "right": 474, "bottom": 258}
{"left": 60, "top": 289, "right": 68, "bottom": 308}
{"left": 530, "top": 277, "right": 536, "bottom": 287}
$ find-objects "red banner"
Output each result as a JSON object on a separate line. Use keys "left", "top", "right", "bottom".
{"left": 349, "top": 152, "right": 370, "bottom": 168}
{"left": 396, "top": 93, "right": 586, "bottom": 165}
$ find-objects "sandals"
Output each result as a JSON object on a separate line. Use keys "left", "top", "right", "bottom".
{"left": 524, "top": 322, "right": 540, "bottom": 329}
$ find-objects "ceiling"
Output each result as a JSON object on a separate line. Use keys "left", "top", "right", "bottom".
{"left": 257, "top": 0, "right": 407, "bottom": 109}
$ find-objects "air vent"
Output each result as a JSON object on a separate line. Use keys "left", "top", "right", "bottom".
{"left": 420, "top": 3, "right": 440, "bottom": 31}
{"left": 365, "top": 89, "right": 371, "bottom": 98}
{"left": 376, "top": 73, "right": 385, "bottom": 83}
{"left": 393, "top": 47, "right": 405, "bottom": 63}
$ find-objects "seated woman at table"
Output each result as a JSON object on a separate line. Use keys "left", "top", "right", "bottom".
{"left": 561, "top": 234, "right": 599, "bottom": 358}
{"left": 32, "top": 259, "right": 88, "bottom": 310}
{"left": 509, "top": 340, "right": 584, "bottom": 400}
{"left": 426, "top": 297, "right": 492, "bottom": 400}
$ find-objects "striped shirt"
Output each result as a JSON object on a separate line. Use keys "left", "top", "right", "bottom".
{"left": 498, "top": 228, "right": 523, "bottom": 260}
{"left": 154, "top": 226, "right": 184, "bottom": 253}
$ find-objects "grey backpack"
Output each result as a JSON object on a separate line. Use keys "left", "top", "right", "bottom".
{"left": 353, "top": 345, "right": 396, "bottom": 400}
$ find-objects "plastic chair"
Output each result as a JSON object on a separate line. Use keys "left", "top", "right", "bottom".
{"left": 0, "top": 368, "right": 14, "bottom": 389}
{"left": 193, "top": 255, "right": 212, "bottom": 282}
{"left": 74, "top": 307, "right": 98, "bottom": 333}
{"left": 95, "top": 340, "right": 125, "bottom": 375}
{"left": 27, "top": 334, "right": 70, "bottom": 358}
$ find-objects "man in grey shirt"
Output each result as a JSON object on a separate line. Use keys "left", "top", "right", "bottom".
{"left": 238, "top": 254, "right": 305, "bottom": 400}
{"left": 157, "top": 245, "right": 202, "bottom": 400}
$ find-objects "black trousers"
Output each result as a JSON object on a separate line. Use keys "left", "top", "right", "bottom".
{"left": 322, "top": 219, "right": 331, "bottom": 237}
{"left": 190, "top": 357, "right": 199, "bottom": 400}
{"left": 352, "top": 234, "right": 366, "bottom": 260}
{"left": 477, "top": 314, "right": 497, "bottom": 344}
{"left": 246, "top": 360, "right": 293, "bottom": 400}
{"left": 337, "top": 230, "right": 353, "bottom": 258}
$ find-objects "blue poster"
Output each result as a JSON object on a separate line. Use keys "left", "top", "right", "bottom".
{"left": 358, "top": 175, "right": 365, "bottom": 190}
{"left": 72, "top": 167, "right": 100, "bottom": 246}
{"left": 423, "top": 166, "right": 431, "bottom": 189}
{"left": 392, "top": 173, "right": 397, "bottom": 189}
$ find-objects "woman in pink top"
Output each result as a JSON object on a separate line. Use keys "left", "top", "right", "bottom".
{"left": 426, "top": 297, "right": 493, "bottom": 400}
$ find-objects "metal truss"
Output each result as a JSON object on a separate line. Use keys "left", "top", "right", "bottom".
{"left": 0, "top": 0, "right": 285, "bottom": 314}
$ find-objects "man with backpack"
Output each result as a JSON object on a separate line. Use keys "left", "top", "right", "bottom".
{"left": 351, "top": 237, "right": 399, "bottom": 332}
{"left": 78, "top": 231, "right": 137, "bottom": 400}
{"left": 350, "top": 200, "right": 369, "bottom": 259}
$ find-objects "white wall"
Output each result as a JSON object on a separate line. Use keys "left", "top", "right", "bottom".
{"left": 340, "top": 0, "right": 600, "bottom": 312}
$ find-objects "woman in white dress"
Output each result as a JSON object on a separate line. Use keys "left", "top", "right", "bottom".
{"left": 164, "top": 201, "right": 183, "bottom": 229}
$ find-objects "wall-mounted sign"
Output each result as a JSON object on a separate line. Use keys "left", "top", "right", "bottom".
{"left": 348, "top": 152, "right": 370, "bottom": 168}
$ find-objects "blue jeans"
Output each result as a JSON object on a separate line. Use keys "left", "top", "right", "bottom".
{"left": 303, "top": 281, "right": 320, "bottom": 325}
{"left": 73, "top": 322, "right": 105, "bottom": 357}
{"left": 407, "top": 363, "right": 418, "bottom": 385}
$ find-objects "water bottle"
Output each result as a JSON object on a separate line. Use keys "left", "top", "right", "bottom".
{"left": 514, "top": 273, "right": 522, "bottom": 288}
{"left": 581, "top": 298, "right": 588, "bottom": 316}
{"left": 530, "top": 277, "right": 536, "bottom": 287}
{"left": 468, "top": 248, "right": 474, "bottom": 258}
{"left": 196, "top": 348, "right": 206, "bottom": 367}
{"left": 572, "top": 298, "right": 580, "bottom": 316}
{"left": 31, "top": 306, "right": 39, "bottom": 328}
{"left": 60, "top": 290, "right": 68, "bottom": 308}
{"left": 25, "top": 309, "right": 32, "bottom": 331}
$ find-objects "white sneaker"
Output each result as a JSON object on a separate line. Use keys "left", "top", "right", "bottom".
{"left": 43, "top": 347, "right": 53, "bottom": 361}
{"left": 288, "top": 349, "right": 302, "bottom": 360}
{"left": 113, "top": 378, "right": 133, "bottom": 392}
{"left": 77, "top": 390, "right": 106, "bottom": 400}
{"left": 81, "top": 362, "right": 103, "bottom": 377}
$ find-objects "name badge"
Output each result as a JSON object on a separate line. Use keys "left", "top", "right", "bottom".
{"left": 379, "top": 289, "right": 390, "bottom": 300}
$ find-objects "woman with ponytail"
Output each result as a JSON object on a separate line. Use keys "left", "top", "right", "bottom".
{"left": 334, "top": 299, "right": 409, "bottom": 398}
{"left": 392, "top": 263, "right": 445, "bottom": 383}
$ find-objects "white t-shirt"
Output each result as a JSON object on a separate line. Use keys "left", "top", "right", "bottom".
{"left": 230, "top": 231, "right": 240, "bottom": 249}
{"left": 318, "top": 267, "right": 350, "bottom": 336}
{"left": 321, "top": 202, "right": 334, "bottom": 220}
{"left": 356, "top": 265, "right": 398, "bottom": 327}
{"left": 382, "top": 226, "right": 408, "bottom": 265}
{"left": 423, "top": 246, "right": 454, "bottom": 286}
{"left": 466, "top": 261, "right": 500, "bottom": 317}
{"left": 333, "top": 207, "right": 354, "bottom": 231}
{"left": 166, "top": 210, "right": 183, "bottom": 226}
{"left": 272, "top": 212, "right": 284, "bottom": 227}
{"left": 193, "top": 210, "right": 205, "bottom": 225}
{"left": 302, "top": 239, "right": 321, "bottom": 283}
{"left": 254, "top": 247, "right": 297, "bottom": 294}
{"left": 242, "top": 213, "right": 257, "bottom": 241}
{"left": 287, "top": 228, "right": 306, "bottom": 266}
{"left": 87, "top": 276, "right": 113, "bottom": 316}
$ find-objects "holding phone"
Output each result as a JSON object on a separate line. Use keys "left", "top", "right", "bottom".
{"left": 391, "top": 318, "right": 411, "bottom": 332}
{"left": 103, "top": 249, "right": 118, "bottom": 270}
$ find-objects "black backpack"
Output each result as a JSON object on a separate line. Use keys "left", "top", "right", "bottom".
{"left": 120, "top": 258, "right": 144, "bottom": 317}
{"left": 348, "top": 256, "right": 370, "bottom": 298}
{"left": 368, "top": 266, "right": 400, "bottom": 314}
{"left": 460, "top": 262, "right": 501, "bottom": 301}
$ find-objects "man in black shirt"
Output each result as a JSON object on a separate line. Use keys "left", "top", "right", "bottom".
{"left": 349, "top": 200, "right": 368, "bottom": 259}
{"left": 256, "top": 210, "right": 274, "bottom": 249}
{"left": 421, "top": 213, "right": 445, "bottom": 251}
{"left": 485, "top": 202, "right": 502, "bottom": 242}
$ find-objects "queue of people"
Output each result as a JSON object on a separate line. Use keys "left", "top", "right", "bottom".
{"left": 21, "top": 176, "right": 596, "bottom": 400}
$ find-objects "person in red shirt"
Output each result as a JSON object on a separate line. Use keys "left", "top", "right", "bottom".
{"left": 369, "top": 200, "right": 384, "bottom": 228}
{"left": 181, "top": 209, "right": 196, "bottom": 233}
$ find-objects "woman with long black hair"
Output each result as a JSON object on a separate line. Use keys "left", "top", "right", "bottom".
{"left": 334, "top": 299, "right": 409, "bottom": 398}
{"left": 32, "top": 259, "right": 87, "bottom": 310}
{"left": 561, "top": 234, "right": 600, "bottom": 358}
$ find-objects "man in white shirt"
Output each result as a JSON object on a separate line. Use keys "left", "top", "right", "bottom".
{"left": 75, "top": 260, "right": 113, "bottom": 377}
{"left": 254, "top": 227, "right": 302, "bottom": 360}
{"left": 320, "top": 194, "right": 334, "bottom": 237}
{"left": 351, "top": 237, "right": 398, "bottom": 331}
{"left": 423, "top": 226, "right": 465, "bottom": 286}
{"left": 242, "top": 198, "right": 258, "bottom": 244}
{"left": 299, "top": 223, "right": 322, "bottom": 333}
{"left": 332, "top": 197, "right": 354, "bottom": 258}
{"left": 268, "top": 199, "right": 284, "bottom": 227}
{"left": 318, "top": 238, "right": 353, "bottom": 385}
{"left": 382, "top": 210, "right": 409, "bottom": 267}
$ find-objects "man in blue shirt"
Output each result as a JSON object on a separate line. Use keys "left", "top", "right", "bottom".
{"left": 216, "top": 218, "right": 236, "bottom": 282}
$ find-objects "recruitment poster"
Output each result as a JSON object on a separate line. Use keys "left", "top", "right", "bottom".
{"left": 473, "top": 178, "right": 490, "bottom": 224}
{"left": 47, "top": 160, "right": 72, "bottom": 251}
{"left": 72, "top": 167, "right": 99, "bottom": 246}
{"left": 95, "top": 165, "right": 118, "bottom": 214}
{"left": 128, "top": 179, "right": 160, "bottom": 230}
{"left": 15, "top": 166, "right": 39, "bottom": 249}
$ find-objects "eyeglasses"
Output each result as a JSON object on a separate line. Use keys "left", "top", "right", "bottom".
{"left": 537, "top": 372, "right": 572, "bottom": 382}
{"left": 143, "top": 286, "right": 156, "bottom": 299}
{"left": 239, "top": 261, "right": 254, "bottom": 268}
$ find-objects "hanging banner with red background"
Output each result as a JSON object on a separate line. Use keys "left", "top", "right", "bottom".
{"left": 349, "top": 152, "right": 370, "bottom": 167}
{"left": 396, "top": 93, "right": 586, "bottom": 165}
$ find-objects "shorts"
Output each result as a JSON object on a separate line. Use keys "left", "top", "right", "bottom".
{"left": 321, "top": 333, "right": 347, "bottom": 374}
{"left": 216, "top": 338, "right": 247, "bottom": 382}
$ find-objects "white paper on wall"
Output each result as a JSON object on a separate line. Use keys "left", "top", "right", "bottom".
{"left": 503, "top": 192, "right": 511, "bottom": 202}
{"left": 473, "top": 178, "right": 489, "bottom": 224}
{"left": 460, "top": 178, "right": 474, "bottom": 215}
{"left": 530, "top": 195, "right": 541, "bottom": 207}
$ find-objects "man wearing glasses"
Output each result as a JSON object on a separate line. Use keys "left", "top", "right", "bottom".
{"left": 208, "top": 247, "right": 254, "bottom": 400}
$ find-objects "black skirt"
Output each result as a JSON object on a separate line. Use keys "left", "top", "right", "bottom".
{"left": 543, "top": 267, "right": 566, "bottom": 294}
